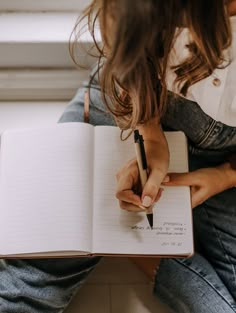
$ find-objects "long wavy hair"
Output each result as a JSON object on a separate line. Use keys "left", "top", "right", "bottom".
{"left": 70, "top": 0, "right": 232, "bottom": 131}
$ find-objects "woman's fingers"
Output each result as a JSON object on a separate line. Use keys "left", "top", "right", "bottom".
{"left": 116, "top": 189, "right": 141, "bottom": 207}
{"left": 141, "top": 169, "right": 166, "bottom": 207}
{"left": 119, "top": 200, "right": 146, "bottom": 212}
{"left": 154, "top": 187, "right": 164, "bottom": 202}
{"left": 162, "top": 172, "right": 197, "bottom": 186}
{"left": 116, "top": 155, "right": 168, "bottom": 212}
{"left": 163, "top": 172, "right": 207, "bottom": 208}
{"left": 115, "top": 161, "right": 145, "bottom": 212}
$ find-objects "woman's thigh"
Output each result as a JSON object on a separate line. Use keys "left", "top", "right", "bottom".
{"left": 193, "top": 190, "right": 236, "bottom": 301}
{"left": 154, "top": 185, "right": 236, "bottom": 312}
{"left": 154, "top": 253, "right": 236, "bottom": 313}
{"left": 0, "top": 257, "right": 101, "bottom": 313}
{"left": 188, "top": 153, "right": 236, "bottom": 301}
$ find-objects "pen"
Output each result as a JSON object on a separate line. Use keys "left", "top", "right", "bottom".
{"left": 134, "top": 129, "right": 153, "bottom": 229}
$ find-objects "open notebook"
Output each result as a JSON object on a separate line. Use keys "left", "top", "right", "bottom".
{"left": 0, "top": 123, "right": 193, "bottom": 258}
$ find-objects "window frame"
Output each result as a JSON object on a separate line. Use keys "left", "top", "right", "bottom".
{"left": 0, "top": 0, "right": 90, "bottom": 12}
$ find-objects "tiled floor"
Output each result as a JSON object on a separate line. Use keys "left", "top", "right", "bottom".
{"left": 0, "top": 101, "right": 172, "bottom": 313}
{"left": 65, "top": 257, "right": 172, "bottom": 313}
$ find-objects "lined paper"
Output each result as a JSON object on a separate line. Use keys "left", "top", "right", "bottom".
{"left": 0, "top": 123, "right": 94, "bottom": 255}
{"left": 93, "top": 127, "right": 193, "bottom": 255}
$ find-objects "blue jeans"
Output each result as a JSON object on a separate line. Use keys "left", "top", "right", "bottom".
{"left": 0, "top": 73, "right": 235, "bottom": 312}
{"left": 154, "top": 95, "right": 236, "bottom": 312}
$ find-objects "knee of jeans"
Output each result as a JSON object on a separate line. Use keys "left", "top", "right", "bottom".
{"left": 58, "top": 89, "right": 85, "bottom": 124}
{"left": 59, "top": 87, "right": 116, "bottom": 126}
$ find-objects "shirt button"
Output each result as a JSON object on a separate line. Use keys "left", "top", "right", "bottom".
{"left": 212, "top": 78, "right": 221, "bottom": 86}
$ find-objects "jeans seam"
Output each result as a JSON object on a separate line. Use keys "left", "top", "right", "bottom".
{"left": 175, "top": 259, "right": 236, "bottom": 311}
{"left": 197, "top": 119, "right": 217, "bottom": 146}
{"left": 78, "top": 87, "right": 111, "bottom": 116}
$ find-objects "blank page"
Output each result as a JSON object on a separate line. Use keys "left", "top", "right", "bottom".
{"left": 0, "top": 123, "right": 94, "bottom": 255}
{"left": 93, "top": 127, "right": 193, "bottom": 256}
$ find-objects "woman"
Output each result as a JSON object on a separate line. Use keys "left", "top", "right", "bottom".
{"left": 0, "top": 1, "right": 235, "bottom": 312}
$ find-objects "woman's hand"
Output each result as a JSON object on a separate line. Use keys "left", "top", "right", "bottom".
{"left": 115, "top": 122, "right": 169, "bottom": 212}
{"left": 163, "top": 163, "right": 236, "bottom": 208}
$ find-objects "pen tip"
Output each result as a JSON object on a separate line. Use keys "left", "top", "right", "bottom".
{"left": 134, "top": 129, "right": 140, "bottom": 142}
{"left": 147, "top": 213, "right": 153, "bottom": 229}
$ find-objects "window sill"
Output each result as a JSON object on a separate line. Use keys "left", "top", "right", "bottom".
{"left": 0, "top": 69, "right": 89, "bottom": 101}
{"left": 0, "top": 12, "right": 100, "bottom": 67}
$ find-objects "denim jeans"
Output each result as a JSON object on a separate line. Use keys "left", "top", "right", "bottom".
{"left": 154, "top": 95, "right": 236, "bottom": 312}
{"left": 0, "top": 73, "right": 235, "bottom": 312}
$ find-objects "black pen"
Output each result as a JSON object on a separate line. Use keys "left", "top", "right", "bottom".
{"left": 134, "top": 130, "right": 153, "bottom": 229}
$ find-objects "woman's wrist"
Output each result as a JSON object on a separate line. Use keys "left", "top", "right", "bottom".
{"left": 138, "top": 120, "right": 170, "bottom": 177}
{"left": 137, "top": 117, "right": 161, "bottom": 142}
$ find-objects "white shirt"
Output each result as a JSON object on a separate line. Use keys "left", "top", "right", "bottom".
{"left": 167, "top": 16, "right": 236, "bottom": 127}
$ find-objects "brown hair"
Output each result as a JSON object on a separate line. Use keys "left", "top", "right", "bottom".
{"left": 70, "top": 0, "right": 232, "bottom": 130}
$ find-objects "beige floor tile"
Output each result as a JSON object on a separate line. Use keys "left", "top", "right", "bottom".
{"left": 87, "top": 257, "right": 150, "bottom": 284}
{"left": 111, "top": 284, "right": 173, "bottom": 313}
{"left": 65, "top": 285, "right": 111, "bottom": 313}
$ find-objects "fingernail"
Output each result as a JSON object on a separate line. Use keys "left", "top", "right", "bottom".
{"left": 163, "top": 175, "right": 170, "bottom": 183}
{"left": 142, "top": 196, "right": 152, "bottom": 207}
{"left": 139, "top": 205, "right": 147, "bottom": 210}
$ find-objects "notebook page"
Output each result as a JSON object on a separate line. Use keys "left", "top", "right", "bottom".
{"left": 0, "top": 123, "right": 94, "bottom": 255}
{"left": 92, "top": 127, "right": 193, "bottom": 255}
